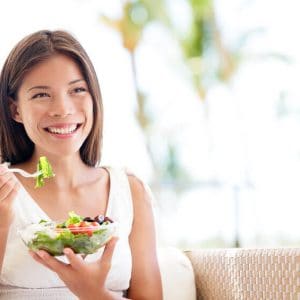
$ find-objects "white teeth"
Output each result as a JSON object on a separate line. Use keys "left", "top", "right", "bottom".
{"left": 47, "top": 124, "right": 77, "bottom": 134}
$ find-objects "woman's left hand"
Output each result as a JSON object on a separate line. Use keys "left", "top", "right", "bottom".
{"left": 30, "top": 237, "right": 119, "bottom": 300}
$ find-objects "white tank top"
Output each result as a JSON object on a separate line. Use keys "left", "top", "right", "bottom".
{"left": 0, "top": 167, "right": 133, "bottom": 299}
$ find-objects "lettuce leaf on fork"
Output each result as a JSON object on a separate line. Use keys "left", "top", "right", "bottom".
{"left": 35, "top": 156, "right": 55, "bottom": 188}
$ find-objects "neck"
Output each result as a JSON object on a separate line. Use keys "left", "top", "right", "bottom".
{"left": 30, "top": 152, "right": 91, "bottom": 188}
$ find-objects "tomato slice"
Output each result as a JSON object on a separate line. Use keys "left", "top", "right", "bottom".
{"left": 67, "top": 224, "right": 82, "bottom": 235}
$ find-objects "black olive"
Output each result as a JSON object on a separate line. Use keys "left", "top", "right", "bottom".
{"left": 83, "top": 217, "right": 94, "bottom": 222}
{"left": 104, "top": 216, "right": 113, "bottom": 223}
{"left": 94, "top": 215, "right": 105, "bottom": 224}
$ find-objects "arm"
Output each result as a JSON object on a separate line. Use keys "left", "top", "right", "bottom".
{"left": 126, "top": 175, "right": 163, "bottom": 300}
{"left": 0, "top": 165, "right": 20, "bottom": 272}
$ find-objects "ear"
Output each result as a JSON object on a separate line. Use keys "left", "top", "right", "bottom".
{"left": 9, "top": 98, "right": 23, "bottom": 123}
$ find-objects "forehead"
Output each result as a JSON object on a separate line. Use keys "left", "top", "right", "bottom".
{"left": 21, "top": 54, "right": 83, "bottom": 87}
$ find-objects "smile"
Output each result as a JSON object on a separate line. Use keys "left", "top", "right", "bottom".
{"left": 45, "top": 124, "right": 81, "bottom": 135}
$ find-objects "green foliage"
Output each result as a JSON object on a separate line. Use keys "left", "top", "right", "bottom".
{"left": 182, "top": 0, "right": 213, "bottom": 58}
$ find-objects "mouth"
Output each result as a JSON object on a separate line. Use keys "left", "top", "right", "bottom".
{"left": 44, "top": 123, "right": 82, "bottom": 135}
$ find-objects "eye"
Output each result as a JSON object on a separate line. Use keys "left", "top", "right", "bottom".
{"left": 32, "top": 92, "right": 50, "bottom": 99}
{"left": 73, "top": 87, "right": 87, "bottom": 93}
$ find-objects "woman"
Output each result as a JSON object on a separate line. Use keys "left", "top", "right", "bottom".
{"left": 0, "top": 30, "right": 162, "bottom": 299}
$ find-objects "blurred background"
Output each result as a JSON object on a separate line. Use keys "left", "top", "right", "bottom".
{"left": 1, "top": 0, "right": 300, "bottom": 249}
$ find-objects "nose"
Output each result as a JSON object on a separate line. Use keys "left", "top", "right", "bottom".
{"left": 48, "top": 94, "right": 75, "bottom": 118}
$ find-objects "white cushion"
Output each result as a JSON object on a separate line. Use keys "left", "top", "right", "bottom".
{"left": 158, "top": 247, "right": 196, "bottom": 300}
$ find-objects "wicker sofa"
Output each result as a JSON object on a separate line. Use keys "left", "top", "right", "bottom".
{"left": 158, "top": 247, "right": 300, "bottom": 300}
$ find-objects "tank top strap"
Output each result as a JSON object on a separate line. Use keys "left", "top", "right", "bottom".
{"left": 105, "top": 167, "right": 133, "bottom": 236}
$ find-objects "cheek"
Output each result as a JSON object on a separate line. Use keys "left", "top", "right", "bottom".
{"left": 86, "top": 98, "right": 94, "bottom": 123}
{"left": 21, "top": 117, "right": 37, "bottom": 136}
{"left": 19, "top": 106, "right": 43, "bottom": 130}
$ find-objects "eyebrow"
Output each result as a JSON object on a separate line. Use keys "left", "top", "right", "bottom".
{"left": 27, "top": 85, "right": 49, "bottom": 93}
{"left": 27, "top": 79, "right": 86, "bottom": 93}
{"left": 68, "top": 79, "right": 85, "bottom": 85}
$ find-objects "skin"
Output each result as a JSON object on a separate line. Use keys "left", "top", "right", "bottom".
{"left": 0, "top": 165, "right": 20, "bottom": 273}
{"left": 0, "top": 54, "right": 162, "bottom": 300}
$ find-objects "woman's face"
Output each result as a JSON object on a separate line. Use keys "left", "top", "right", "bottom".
{"left": 12, "top": 54, "right": 94, "bottom": 158}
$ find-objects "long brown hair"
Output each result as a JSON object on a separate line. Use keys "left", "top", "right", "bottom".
{"left": 0, "top": 30, "right": 103, "bottom": 166}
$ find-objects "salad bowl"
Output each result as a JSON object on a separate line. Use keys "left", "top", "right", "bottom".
{"left": 19, "top": 212, "right": 116, "bottom": 256}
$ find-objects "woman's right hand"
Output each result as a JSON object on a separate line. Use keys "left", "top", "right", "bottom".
{"left": 0, "top": 164, "right": 20, "bottom": 226}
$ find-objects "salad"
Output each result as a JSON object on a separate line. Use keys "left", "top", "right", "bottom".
{"left": 35, "top": 156, "right": 55, "bottom": 188}
{"left": 19, "top": 211, "right": 116, "bottom": 256}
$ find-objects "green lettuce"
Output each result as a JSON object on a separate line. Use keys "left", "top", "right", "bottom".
{"left": 28, "top": 228, "right": 108, "bottom": 256}
{"left": 35, "top": 156, "right": 55, "bottom": 188}
{"left": 64, "top": 211, "right": 83, "bottom": 227}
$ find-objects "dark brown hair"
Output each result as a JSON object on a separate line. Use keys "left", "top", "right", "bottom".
{"left": 0, "top": 30, "right": 103, "bottom": 166}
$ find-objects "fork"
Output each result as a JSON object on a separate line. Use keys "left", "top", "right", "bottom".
{"left": 7, "top": 168, "right": 42, "bottom": 178}
{"left": 1, "top": 163, "right": 42, "bottom": 178}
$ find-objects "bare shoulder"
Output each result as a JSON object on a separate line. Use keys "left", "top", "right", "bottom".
{"left": 126, "top": 172, "right": 153, "bottom": 207}
{"left": 126, "top": 172, "right": 155, "bottom": 239}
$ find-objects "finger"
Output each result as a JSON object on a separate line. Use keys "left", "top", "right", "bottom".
{"left": 63, "top": 248, "right": 84, "bottom": 270}
{"left": 99, "top": 237, "right": 118, "bottom": 269}
{"left": 0, "top": 179, "right": 19, "bottom": 204}
{"left": 35, "top": 250, "right": 68, "bottom": 272}
{"left": 0, "top": 172, "right": 15, "bottom": 191}
{"left": 0, "top": 165, "right": 9, "bottom": 175}
{"left": 0, "top": 168, "right": 15, "bottom": 186}
{"left": 1, "top": 186, "right": 19, "bottom": 209}
{"left": 0, "top": 176, "right": 18, "bottom": 201}
{"left": 29, "top": 251, "right": 56, "bottom": 272}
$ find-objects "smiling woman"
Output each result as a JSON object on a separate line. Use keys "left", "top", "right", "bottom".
{"left": 0, "top": 30, "right": 102, "bottom": 166}
{"left": 0, "top": 30, "right": 162, "bottom": 300}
